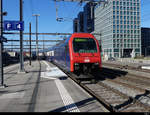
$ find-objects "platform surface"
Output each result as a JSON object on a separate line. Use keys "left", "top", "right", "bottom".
{"left": 0, "top": 60, "right": 108, "bottom": 112}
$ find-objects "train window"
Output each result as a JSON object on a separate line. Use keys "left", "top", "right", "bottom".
{"left": 73, "top": 38, "right": 97, "bottom": 53}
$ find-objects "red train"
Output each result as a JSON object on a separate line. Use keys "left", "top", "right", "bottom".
{"left": 47, "top": 33, "right": 102, "bottom": 75}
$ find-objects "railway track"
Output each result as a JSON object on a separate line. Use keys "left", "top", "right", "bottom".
{"left": 99, "top": 68, "right": 150, "bottom": 105}
{"left": 52, "top": 62, "right": 150, "bottom": 112}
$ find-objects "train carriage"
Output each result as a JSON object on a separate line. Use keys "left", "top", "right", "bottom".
{"left": 47, "top": 33, "right": 102, "bottom": 75}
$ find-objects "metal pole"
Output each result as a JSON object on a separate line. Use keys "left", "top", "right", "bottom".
{"left": 36, "top": 15, "right": 38, "bottom": 60}
{"left": 0, "top": 0, "right": 4, "bottom": 86}
{"left": 33, "top": 14, "right": 40, "bottom": 60}
{"left": 19, "top": 0, "right": 25, "bottom": 72}
{"left": 29, "top": 22, "right": 31, "bottom": 65}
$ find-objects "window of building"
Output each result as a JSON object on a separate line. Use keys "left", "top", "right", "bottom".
{"left": 128, "top": 44, "right": 130, "bottom": 47}
{"left": 134, "top": 12, "right": 136, "bottom": 15}
{"left": 113, "top": 6, "right": 115, "bottom": 10}
{"left": 120, "top": 2, "right": 122, "bottom": 5}
{"left": 113, "top": 25, "right": 115, "bottom": 29}
{"left": 128, "top": 39, "right": 130, "bottom": 43}
{"left": 114, "top": 49, "right": 119, "bottom": 52}
{"left": 124, "top": 34, "right": 127, "bottom": 38}
{"left": 117, "top": 16, "right": 119, "bottom": 20}
{"left": 113, "top": 1, "right": 115, "bottom": 5}
{"left": 120, "top": 20, "right": 122, "bottom": 24}
{"left": 124, "top": 44, "right": 126, "bottom": 48}
{"left": 117, "top": 1, "right": 119, "bottom": 5}
{"left": 117, "top": 6, "right": 119, "bottom": 10}
{"left": 128, "top": 34, "right": 130, "bottom": 38}
{"left": 117, "top": 11, "right": 119, "bottom": 15}
{"left": 113, "top": 20, "right": 115, "bottom": 24}
{"left": 120, "top": 6, "right": 122, "bottom": 10}
{"left": 124, "top": 7, "right": 126, "bottom": 10}
{"left": 134, "top": 44, "right": 136, "bottom": 47}
{"left": 124, "top": 39, "right": 126, "bottom": 43}
{"left": 117, "top": 25, "right": 119, "bottom": 29}
{"left": 117, "top": 20, "right": 119, "bottom": 24}
{"left": 124, "top": 11, "right": 126, "bottom": 15}
{"left": 120, "top": 11, "right": 122, "bottom": 15}
{"left": 124, "top": 25, "right": 126, "bottom": 29}
{"left": 113, "top": 11, "right": 115, "bottom": 15}
{"left": 117, "top": 29, "right": 119, "bottom": 34}
{"left": 113, "top": 30, "right": 115, "bottom": 33}
{"left": 113, "top": 44, "right": 116, "bottom": 48}
{"left": 123, "top": 2, "right": 126, "bottom": 6}
{"left": 117, "top": 44, "right": 119, "bottom": 48}
{"left": 113, "top": 34, "right": 116, "bottom": 38}
{"left": 135, "top": 48, "right": 140, "bottom": 52}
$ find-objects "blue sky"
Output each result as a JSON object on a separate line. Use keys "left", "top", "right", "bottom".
{"left": 3, "top": 0, "right": 84, "bottom": 33}
{"left": 3, "top": 0, "right": 150, "bottom": 50}
{"left": 3, "top": 0, "right": 85, "bottom": 49}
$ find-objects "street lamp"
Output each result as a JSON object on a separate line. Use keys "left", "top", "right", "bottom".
{"left": 32, "top": 14, "right": 40, "bottom": 60}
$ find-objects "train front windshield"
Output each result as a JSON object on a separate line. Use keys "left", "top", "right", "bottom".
{"left": 73, "top": 38, "right": 97, "bottom": 53}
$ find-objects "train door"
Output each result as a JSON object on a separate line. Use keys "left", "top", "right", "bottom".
{"left": 65, "top": 44, "right": 70, "bottom": 70}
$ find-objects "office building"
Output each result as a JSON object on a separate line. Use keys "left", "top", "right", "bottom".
{"left": 73, "top": 18, "right": 78, "bottom": 33}
{"left": 77, "top": 12, "right": 84, "bottom": 32}
{"left": 94, "top": 0, "right": 141, "bottom": 58}
{"left": 83, "top": 2, "right": 95, "bottom": 33}
{"left": 141, "top": 27, "right": 150, "bottom": 56}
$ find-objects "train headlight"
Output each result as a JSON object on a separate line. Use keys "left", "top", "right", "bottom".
{"left": 94, "top": 63, "right": 99, "bottom": 65}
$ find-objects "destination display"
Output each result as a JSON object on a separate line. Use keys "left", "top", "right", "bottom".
{"left": 74, "top": 38, "right": 89, "bottom": 42}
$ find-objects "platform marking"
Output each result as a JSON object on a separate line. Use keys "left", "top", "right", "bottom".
{"left": 55, "top": 79, "right": 80, "bottom": 112}
{"left": 0, "top": 92, "right": 25, "bottom": 99}
{"left": 42, "top": 61, "right": 80, "bottom": 112}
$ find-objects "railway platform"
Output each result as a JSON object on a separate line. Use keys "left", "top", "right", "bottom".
{"left": 0, "top": 60, "right": 108, "bottom": 112}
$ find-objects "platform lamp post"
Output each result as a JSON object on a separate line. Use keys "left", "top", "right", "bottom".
{"left": 32, "top": 14, "right": 40, "bottom": 60}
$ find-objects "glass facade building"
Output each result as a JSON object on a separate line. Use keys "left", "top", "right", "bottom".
{"left": 77, "top": 12, "right": 84, "bottom": 32}
{"left": 73, "top": 18, "right": 78, "bottom": 33}
{"left": 83, "top": 2, "right": 95, "bottom": 33}
{"left": 141, "top": 27, "right": 150, "bottom": 56}
{"left": 94, "top": 0, "right": 141, "bottom": 58}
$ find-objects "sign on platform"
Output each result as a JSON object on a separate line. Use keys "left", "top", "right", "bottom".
{"left": 3, "top": 20, "right": 24, "bottom": 31}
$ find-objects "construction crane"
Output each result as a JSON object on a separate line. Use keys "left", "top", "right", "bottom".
{"left": 54, "top": 0, "right": 108, "bottom": 22}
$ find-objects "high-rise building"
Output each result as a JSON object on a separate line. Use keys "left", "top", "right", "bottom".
{"left": 83, "top": 2, "right": 95, "bottom": 33}
{"left": 94, "top": 0, "right": 141, "bottom": 58}
{"left": 77, "top": 12, "right": 84, "bottom": 32}
{"left": 73, "top": 18, "right": 78, "bottom": 33}
{"left": 141, "top": 27, "right": 150, "bottom": 56}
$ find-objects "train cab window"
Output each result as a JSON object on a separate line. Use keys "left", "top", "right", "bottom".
{"left": 73, "top": 38, "right": 97, "bottom": 53}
